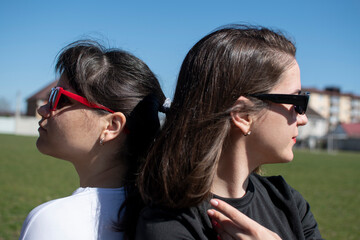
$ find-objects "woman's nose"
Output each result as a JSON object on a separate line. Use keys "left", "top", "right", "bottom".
{"left": 37, "top": 103, "right": 51, "bottom": 118}
{"left": 297, "top": 113, "right": 308, "bottom": 126}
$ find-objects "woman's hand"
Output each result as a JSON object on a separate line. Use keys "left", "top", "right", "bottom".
{"left": 207, "top": 199, "right": 282, "bottom": 240}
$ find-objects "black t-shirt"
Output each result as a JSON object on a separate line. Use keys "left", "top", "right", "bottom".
{"left": 136, "top": 174, "right": 323, "bottom": 240}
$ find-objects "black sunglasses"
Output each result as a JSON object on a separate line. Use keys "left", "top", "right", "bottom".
{"left": 248, "top": 92, "right": 310, "bottom": 115}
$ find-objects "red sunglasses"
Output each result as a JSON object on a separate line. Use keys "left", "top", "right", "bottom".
{"left": 48, "top": 87, "right": 115, "bottom": 113}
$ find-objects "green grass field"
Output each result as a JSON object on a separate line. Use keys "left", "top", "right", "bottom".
{"left": 0, "top": 134, "right": 78, "bottom": 240}
{"left": 0, "top": 134, "right": 359, "bottom": 239}
{"left": 263, "top": 150, "right": 360, "bottom": 240}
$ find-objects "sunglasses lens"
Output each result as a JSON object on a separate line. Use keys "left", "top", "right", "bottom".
{"left": 49, "top": 88, "right": 58, "bottom": 110}
{"left": 294, "top": 105, "right": 305, "bottom": 115}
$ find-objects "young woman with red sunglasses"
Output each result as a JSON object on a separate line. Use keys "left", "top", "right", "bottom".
{"left": 136, "top": 25, "right": 323, "bottom": 240}
{"left": 19, "top": 40, "right": 166, "bottom": 240}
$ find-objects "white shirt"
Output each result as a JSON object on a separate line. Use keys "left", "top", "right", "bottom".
{"left": 19, "top": 187, "right": 125, "bottom": 240}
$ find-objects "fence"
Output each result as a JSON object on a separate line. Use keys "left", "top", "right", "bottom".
{"left": 0, "top": 116, "right": 38, "bottom": 136}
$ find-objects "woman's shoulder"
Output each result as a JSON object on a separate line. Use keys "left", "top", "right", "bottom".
{"left": 23, "top": 193, "right": 81, "bottom": 224}
{"left": 22, "top": 188, "right": 114, "bottom": 221}
{"left": 251, "top": 172, "right": 286, "bottom": 184}
{"left": 250, "top": 173, "right": 308, "bottom": 207}
{"left": 136, "top": 203, "right": 216, "bottom": 240}
{"left": 251, "top": 173, "right": 291, "bottom": 191}
{"left": 19, "top": 188, "right": 125, "bottom": 240}
{"left": 19, "top": 195, "right": 79, "bottom": 240}
{"left": 250, "top": 173, "right": 323, "bottom": 239}
{"left": 250, "top": 173, "right": 308, "bottom": 203}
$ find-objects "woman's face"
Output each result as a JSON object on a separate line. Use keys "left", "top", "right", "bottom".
{"left": 248, "top": 60, "right": 308, "bottom": 165}
{"left": 36, "top": 75, "right": 103, "bottom": 162}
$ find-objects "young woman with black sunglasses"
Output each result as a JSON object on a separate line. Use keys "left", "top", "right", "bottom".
{"left": 136, "top": 25, "right": 323, "bottom": 240}
{"left": 19, "top": 40, "right": 166, "bottom": 240}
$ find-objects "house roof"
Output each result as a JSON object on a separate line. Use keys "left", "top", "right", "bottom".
{"left": 27, "top": 80, "right": 58, "bottom": 101}
{"left": 303, "top": 87, "right": 360, "bottom": 99}
{"left": 341, "top": 123, "right": 360, "bottom": 137}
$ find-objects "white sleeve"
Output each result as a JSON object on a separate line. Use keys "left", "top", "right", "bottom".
{"left": 18, "top": 188, "right": 125, "bottom": 240}
{"left": 19, "top": 201, "right": 55, "bottom": 240}
{"left": 18, "top": 199, "right": 94, "bottom": 240}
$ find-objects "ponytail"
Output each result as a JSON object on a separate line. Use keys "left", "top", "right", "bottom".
{"left": 117, "top": 94, "right": 169, "bottom": 239}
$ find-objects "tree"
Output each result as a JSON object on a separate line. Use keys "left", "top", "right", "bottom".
{"left": 0, "top": 97, "right": 12, "bottom": 115}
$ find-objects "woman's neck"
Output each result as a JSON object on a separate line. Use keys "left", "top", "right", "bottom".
{"left": 212, "top": 155, "right": 250, "bottom": 198}
{"left": 211, "top": 133, "right": 257, "bottom": 198}
{"left": 73, "top": 154, "right": 127, "bottom": 188}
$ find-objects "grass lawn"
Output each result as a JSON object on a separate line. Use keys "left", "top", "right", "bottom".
{"left": 263, "top": 149, "right": 360, "bottom": 240}
{"left": 0, "top": 134, "right": 359, "bottom": 239}
{"left": 0, "top": 134, "right": 78, "bottom": 240}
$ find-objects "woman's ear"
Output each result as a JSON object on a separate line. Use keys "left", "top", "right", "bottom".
{"left": 230, "top": 96, "right": 252, "bottom": 135}
{"left": 101, "top": 112, "right": 127, "bottom": 143}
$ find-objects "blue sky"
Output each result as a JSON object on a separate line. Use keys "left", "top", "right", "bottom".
{"left": 0, "top": 0, "right": 359, "bottom": 112}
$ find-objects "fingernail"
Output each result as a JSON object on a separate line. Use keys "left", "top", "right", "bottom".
{"left": 211, "top": 219, "right": 218, "bottom": 227}
{"left": 210, "top": 199, "right": 219, "bottom": 206}
{"left": 207, "top": 209, "right": 215, "bottom": 216}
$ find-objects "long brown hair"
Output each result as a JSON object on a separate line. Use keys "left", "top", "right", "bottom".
{"left": 139, "top": 25, "right": 296, "bottom": 209}
{"left": 55, "top": 40, "right": 166, "bottom": 238}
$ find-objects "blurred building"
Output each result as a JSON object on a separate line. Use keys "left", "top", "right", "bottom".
{"left": 297, "top": 107, "right": 328, "bottom": 149}
{"left": 328, "top": 123, "right": 360, "bottom": 151}
{"left": 303, "top": 87, "right": 360, "bottom": 130}
{"left": 26, "top": 80, "right": 57, "bottom": 117}
{"left": 296, "top": 87, "right": 360, "bottom": 151}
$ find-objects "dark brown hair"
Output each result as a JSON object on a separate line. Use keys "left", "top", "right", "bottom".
{"left": 139, "top": 25, "right": 296, "bottom": 209}
{"left": 55, "top": 40, "right": 166, "bottom": 238}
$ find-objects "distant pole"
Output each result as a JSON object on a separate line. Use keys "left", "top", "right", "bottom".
{"left": 15, "top": 91, "right": 21, "bottom": 134}
{"left": 327, "top": 134, "right": 333, "bottom": 153}
{"left": 15, "top": 91, "right": 21, "bottom": 118}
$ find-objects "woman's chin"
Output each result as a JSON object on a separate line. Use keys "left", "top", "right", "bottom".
{"left": 36, "top": 139, "right": 52, "bottom": 156}
{"left": 283, "top": 152, "right": 294, "bottom": 163}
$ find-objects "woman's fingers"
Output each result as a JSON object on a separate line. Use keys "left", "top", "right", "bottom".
{"left": 208, "top": 199, "right": 282, "bottom": 240}
{"left": 209, "top": 199, "right": 256, "bottom": 228}
{"left": 207, "top": 207, "right": 248, "bottom": 239}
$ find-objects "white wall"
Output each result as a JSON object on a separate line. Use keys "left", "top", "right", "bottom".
{"left": 298, "top": 117, "right": 328, "bottom": 140}
{"left": 0, "top": 117, "right": 16, "bottom": 134}
{"left": 0, "top": 116, "right": 38, "bottom": 136}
